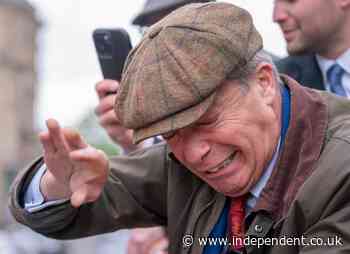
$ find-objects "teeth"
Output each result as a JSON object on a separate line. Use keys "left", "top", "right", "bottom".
{"left": 208, "top": 167, "right": 221, "bottom": 173}
{"left": 207, "top": 152, "right": 236, "bottom": 173}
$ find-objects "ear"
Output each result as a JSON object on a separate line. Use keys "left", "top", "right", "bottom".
{"left": 254, "top": 63, "right": 278, "bottom": 105}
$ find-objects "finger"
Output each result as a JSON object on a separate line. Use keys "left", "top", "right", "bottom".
{"left": 99, "top": 110, "right": 120, "bottom": 127}
{"left": 70, "top": 188, "right": 87, "bottom": 208}
{"left": 71, "top": 183, "right": 103, "bottom": 207}
{"left": 95, "top": 80, "right": 119, "bottom": 100}
{"left": 46, "top": 119, "right": 69, "bottom": 153}
{"left": 62, "top": 128, "right": 88, "bottom": 151}
{"left": 69, "top": 147, "right": 107, "bottom": 163}
{"left": 94, "top": 95, "right": 116, "bottom": 116}
{"left": 38, "top": 131, "right": 56, "bottom": 153}
{"left": 70, "top": 148, "right": 109, "bottom": 177}
{"left": 70, "top": 170, "right": 105, "bottom": 199}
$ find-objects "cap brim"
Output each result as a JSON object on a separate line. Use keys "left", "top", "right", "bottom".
{"left": 133, "top": 92, "right": 216, "bottom": 143}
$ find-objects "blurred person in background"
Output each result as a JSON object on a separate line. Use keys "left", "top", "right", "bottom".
{"left": 94, "top": 1, "right": 214, "bottom": 253}
{"left": 274, "top": 0, "right": 350, "bottom": 98}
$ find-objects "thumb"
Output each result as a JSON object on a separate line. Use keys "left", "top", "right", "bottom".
{"left": 70, "top": 188, "right": 88, "bottom": 208}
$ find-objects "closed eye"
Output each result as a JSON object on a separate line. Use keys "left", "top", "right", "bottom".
{"left": 162, "top": 131, "right": 176, "bottom": 140}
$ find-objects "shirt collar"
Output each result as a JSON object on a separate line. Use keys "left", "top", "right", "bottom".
{"left": 316, "top": 48, "right": 350, "bottom": 85}
{"left": 249, "top": 137, "right": 281, "bottom": 200}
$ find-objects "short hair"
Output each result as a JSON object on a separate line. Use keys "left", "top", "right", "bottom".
{"left": 226, "top": 50, "right": 282, "bottom": 92}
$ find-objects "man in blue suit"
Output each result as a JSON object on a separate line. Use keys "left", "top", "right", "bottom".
{"left": 274, "top": 0, "right": 350, "bottom": 97}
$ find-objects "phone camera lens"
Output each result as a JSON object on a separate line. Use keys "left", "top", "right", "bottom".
{"left": 95, "top": 33, "right": 113, "bottom": 59}
{"left": 104, "top": 34, "right": 110, "bottom": 41}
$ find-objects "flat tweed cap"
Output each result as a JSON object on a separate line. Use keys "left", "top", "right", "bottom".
{"left": 116, "top": 2, "right": 263, "bottom": 144}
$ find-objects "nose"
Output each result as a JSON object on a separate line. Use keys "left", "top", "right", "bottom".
{"left": 273, "top": 3, "right": 288, "bottom": 24}
{"left": 182, "top": 132, "right": 211, "bottom": 169}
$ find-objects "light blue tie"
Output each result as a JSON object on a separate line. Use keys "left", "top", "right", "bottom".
{"left": 327, "top": 64, "right": 346, "bottom": 97}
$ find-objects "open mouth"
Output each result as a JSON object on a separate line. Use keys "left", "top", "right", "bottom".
{"left": 206, "top": 151, "right": 237, "bottom": 174}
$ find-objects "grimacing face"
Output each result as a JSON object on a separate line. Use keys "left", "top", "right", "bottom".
{"left": 163, "top": 65, "right": 281, "bottom": 197}
{"left": 273, "top": 0, "right": 345, "bottom": 56}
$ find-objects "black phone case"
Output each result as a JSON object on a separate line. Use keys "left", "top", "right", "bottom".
{"left": 93, "top": 28, "right": 132, "bottom": 81}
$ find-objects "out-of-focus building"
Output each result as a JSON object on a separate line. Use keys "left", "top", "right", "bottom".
{"left": 0, "top": 0, "right": 40, "bottom": 226}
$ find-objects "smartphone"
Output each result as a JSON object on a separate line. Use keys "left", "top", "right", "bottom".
{"left": 93, "top": 28, "right": 132, "bottom": 81}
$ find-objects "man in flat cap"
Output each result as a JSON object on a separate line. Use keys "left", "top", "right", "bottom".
{"left": 9, "top": 2, "right": 350, "bottom": 254}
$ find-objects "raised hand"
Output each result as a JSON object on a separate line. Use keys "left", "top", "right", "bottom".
{"left": 39, "top": 119, "right": 109, "bottom": 208}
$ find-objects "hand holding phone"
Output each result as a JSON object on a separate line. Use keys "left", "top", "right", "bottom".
{"left": 93, "top": 28, "right": 139, "bottom": 151}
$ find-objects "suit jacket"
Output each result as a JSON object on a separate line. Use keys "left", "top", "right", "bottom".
{"left": 276, "top": 54, "right": 325, "bottom": 91}
{"left": 9, "top": 76, "right": 350, "bottom": 254}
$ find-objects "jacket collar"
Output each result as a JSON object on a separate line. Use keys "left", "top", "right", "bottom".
{"left": 251, "top": 75, "right": 328, "bottom": 220}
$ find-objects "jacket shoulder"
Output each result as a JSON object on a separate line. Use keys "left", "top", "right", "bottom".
{"left": 276, "top": 54, "right": 325, "bottom": 90}
{"left": 287, "top": 95, "right": 350, "bottom": 230}
{"left": 276, "top": 55, "right": 313, "bottom": 74}
{"left": 322, "top": 92, "right": 350, "bottom": 143}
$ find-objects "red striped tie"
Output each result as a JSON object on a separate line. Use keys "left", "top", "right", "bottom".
{"left": 229, "top": 196, "right": 247, "bottom": 252}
